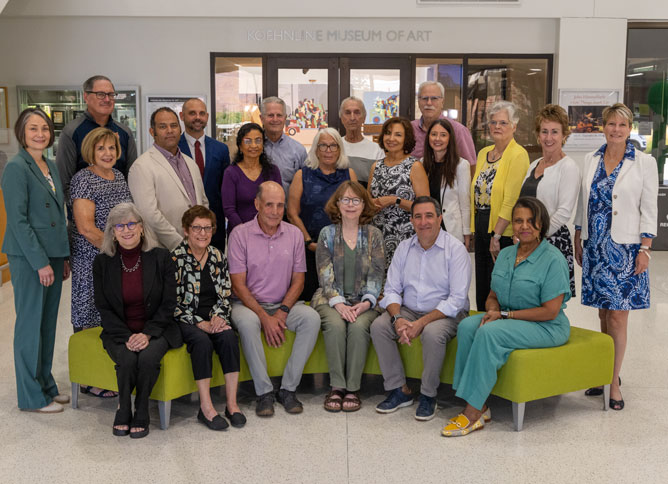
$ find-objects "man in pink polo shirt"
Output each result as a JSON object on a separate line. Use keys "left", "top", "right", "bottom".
{"left": 411, "top": 81, "right": 477, "bottom": 177}
{"left": 228, "top": 181, "right": 320, "bottom": 417}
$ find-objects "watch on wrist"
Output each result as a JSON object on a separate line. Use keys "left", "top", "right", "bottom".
{"left": 278, "top": 304, "right": 290, "bottom": 314}
{"left": 395, "top": 197, "right": 402, "bottom": 206}
{"left": 500, "top": 310, "right": 509, "bottom": 319}
{"left": 304, "top": 239, "right": 313, "bottom": 247}
{"left": 492, "top": 232, "right": 502, "bottom": 240}
{"left": 391, "top": 314, "right": 402, "bottom": 326}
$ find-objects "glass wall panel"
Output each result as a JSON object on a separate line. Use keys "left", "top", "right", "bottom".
{"left": 466, "top": 58, "right": 549, "bottom": 161}
{"left": 278, "top": 68, "right": 328, "bottom": 150}
{"left": 626, "top": 28, "right": 668, "bottom": 184}
{"left": 415, "top": 58, "right": 463, "bottom": 122}
{"left": 213, "top": 57, "right": 262, "bottom": 153}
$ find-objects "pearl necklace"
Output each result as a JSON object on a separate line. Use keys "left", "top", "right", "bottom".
{"left": 121, "top": 253, "right": 141, "bottom": 273}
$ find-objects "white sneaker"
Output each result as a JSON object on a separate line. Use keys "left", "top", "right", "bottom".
{"left": 28, "top": 401, "right": 64, "bottom": 413}
{"left": 53, "top": 394, "right": 70, "bottom": 404}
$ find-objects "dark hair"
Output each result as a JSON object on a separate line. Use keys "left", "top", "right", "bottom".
{"left": 534, "top": 104, "right": 570, "bottom": 144}
{"left": 83, "top": 75, "right": 113, "bottom": 93}
{"left": 422, "top": 118, "right": 460, "bottom": 190}
{"left": 182, "top": 205, "right": 217, "bottom": 234}
{"left": 233, "top": 122, "right": 274, "bottom": 180}
{"left": 14, "top": 108, "right": 55, "bottom": 149}
{"left": 378, "top": 117, "right": 415, "bottom": 154}
{"left": 411, "top": 195, "right": 442, "bottom": 217}
{"left": 150, "top": 107, "right": 179, "bottom": 129}
{"left": 512, "top": 196, "right": 550, "bottom": 241}
{"left": 324, "top": 180, "right": 377, "bottom": 225}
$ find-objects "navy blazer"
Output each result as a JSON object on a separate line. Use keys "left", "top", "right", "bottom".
{"left": 178, "top": 134, "right": 230, "bottom": 250}
{"left": 1, "top": 148, "right": 69, "bottom": 269}
{"left": 93, "top": 247, "right": 183, "bottom": 350}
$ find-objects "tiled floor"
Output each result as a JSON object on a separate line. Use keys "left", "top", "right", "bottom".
{"left": 1, "top": 254, "right": 667, "bottom": 483}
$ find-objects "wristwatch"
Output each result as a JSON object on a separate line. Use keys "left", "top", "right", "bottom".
{"left": 305, "top": 239, "right": 313, "bottom": 247}
{"left": 395, "top": 197, "right": 402, "bottom": 206}
{"left": 278, "top": 304, "right": 290, "bottom": 314}
{"left": 391, "top": 314, "right": 402, "bottom": 326}
{"left": 500, "top": 311, "right": 509, "bottom": 319}
{"left": 492, "top": 232, "right": 502, "bottom": 240}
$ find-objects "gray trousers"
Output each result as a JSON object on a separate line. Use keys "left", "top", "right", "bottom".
{"left": 231, "top": 302, "right": 320, "bottom": 396}
{"left": 370, "top": 307, "right": 461, "bottom": 397}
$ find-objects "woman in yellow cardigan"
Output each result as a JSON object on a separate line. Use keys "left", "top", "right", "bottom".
{"left": 470, "top": 101, "right": 530, "bottom": 310}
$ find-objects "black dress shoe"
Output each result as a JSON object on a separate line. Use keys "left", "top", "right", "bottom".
{"left": 197, "top": 408, "right": 229, "bottom": 431}
{"left": 225, "top": 407, "right": 247, "bottom": 428}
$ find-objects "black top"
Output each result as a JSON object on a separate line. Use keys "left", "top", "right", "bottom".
{"left": 519, "top": 165, "right": 543, "bottom": 198}
{"left": 196, "top": 261, "right": 217, "bottom": 321}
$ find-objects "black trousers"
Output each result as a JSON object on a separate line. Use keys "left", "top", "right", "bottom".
{"left": 301, "top": 247, "right": 318, "bottom": 302}
{"left": 105, "top": 336, "right": 169, "bottom": 428}
{"left": 474, "top": 210, "right": 513, "bottom": 311}
{"left": 180, "top": 323, "right": 240, "bottom": 380}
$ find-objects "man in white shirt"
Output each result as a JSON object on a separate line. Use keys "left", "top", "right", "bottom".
{"left": 339, "top": 96, "right": 385, "bottom": 186}
{"left": 371, "top": 196, "right": 471, "bottom": 421}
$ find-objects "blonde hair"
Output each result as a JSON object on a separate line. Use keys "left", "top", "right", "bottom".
{"left": 602, "top": 103, "right": 633, "bottom": 126}
{"left": 81, "top": 127, "right": 121, "bottom": 166}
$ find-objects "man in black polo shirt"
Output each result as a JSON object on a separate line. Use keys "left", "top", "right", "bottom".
{"left": 56, "top": 75, "right": 137, "bottom": 200}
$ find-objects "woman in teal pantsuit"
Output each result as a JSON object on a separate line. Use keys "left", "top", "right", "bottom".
{"left": 2, "top": 108, "right": 70, "bottom": 413}
{"left": 443, "top": 197, "right": 571, "bottom": 437}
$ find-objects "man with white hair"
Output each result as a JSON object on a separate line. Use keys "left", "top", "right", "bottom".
{"left": 339, "top": 97, "right": 385, "bottom": 187}
{"left": 411, "top": 81, "right": 477, "bottom": 176}
{"left": 260, "top": 96, "right": 307, "bottom": 195}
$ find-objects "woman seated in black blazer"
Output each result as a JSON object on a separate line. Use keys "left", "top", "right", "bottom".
{"left": 93, "top": 202, "right": 182, "bottom": 439}
{"left": 172, "top": 205, "right": 245, "bottom": 430}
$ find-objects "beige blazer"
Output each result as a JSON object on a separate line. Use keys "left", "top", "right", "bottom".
{"left": 128, "top": 145, "right": 208, "bottom": 250}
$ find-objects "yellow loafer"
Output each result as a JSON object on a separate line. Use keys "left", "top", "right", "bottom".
{"left": 448, "top": 407, "right": 491, "bottom": 423}
{"left": 441, "top": 413, "right": 484, "bottom": 437}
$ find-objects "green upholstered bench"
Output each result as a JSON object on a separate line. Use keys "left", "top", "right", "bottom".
{"left": 69, "top": 325, "right": 613, "bottom": 431}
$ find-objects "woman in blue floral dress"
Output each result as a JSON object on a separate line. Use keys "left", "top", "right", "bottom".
{"left": 574, "top": 103, "right": 658, "bottom": 411}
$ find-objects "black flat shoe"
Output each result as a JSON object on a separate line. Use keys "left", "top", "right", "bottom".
{"left": 225, "top": 407, "right": 247, "bottom": 428}
{"left": 130, "top": 425, "right": 149, "bottom": 439}
{"left": 197, "top": 408, "right": 229, "bottom": 431}
{"left": 584, "top": 387, "right": 603, "bottom": 396}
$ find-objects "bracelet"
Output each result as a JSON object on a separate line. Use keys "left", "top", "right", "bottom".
{"left": 640, "top": 245, "right": 651, "bottom": 250}
{"left": 492, "top": 232, "right": 502, "bottom": 240}
{"left": 639, "top": 249, "right": 652, "bottom": 260}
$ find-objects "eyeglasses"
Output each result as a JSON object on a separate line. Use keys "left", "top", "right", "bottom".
{"left": 339, "top": 197, "right": 362, "bottom": 206}
{"left": 190, "top": 225, "right": 213, "bottom": 234}
{"left": 489, "top": 120, "right": 511, "bottom": 127}
{"left": 86, "top": 91, "right": 117, "bottom": 100}
{"left": 114, "top": 222, "right": 139, "bottom": 231}
{"left": 242, "top": 138, "right": 263, "bottom": 146}
{"left": 419, "top": 96, "right": 443, "bottom": 103}
{"left": 317, "top": 143, "right": 340, "bottom": 152}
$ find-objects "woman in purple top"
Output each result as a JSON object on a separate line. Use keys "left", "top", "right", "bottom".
{"left": 222, "top": 123, "right": 282, "bottom": 235}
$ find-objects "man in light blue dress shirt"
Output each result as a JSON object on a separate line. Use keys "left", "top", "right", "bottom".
{"left": 371, "top": 196, "right": 471, "bottom": 421}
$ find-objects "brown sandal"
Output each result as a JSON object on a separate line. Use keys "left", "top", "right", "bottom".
{"left": 342, "top": 392, "right": 362, "bottom": 412}
{"left": 324, "top": 389, "right": 345, "bottom": 412}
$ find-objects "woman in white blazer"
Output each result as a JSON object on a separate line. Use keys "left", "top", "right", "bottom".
{"left": 520, "top": 104, "right": 580, "bottom": 296}
{"left": 573, "top": 103, "right": 658, "bottom": 411}
{"left": 421, "top": 118, "right": 471, "bottom": 248}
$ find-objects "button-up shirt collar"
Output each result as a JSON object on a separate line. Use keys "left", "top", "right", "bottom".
{"left": 154, "top": 143, "right": 197, "bottom": 205}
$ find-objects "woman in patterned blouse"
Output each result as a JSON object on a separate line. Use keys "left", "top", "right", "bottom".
{"left": 172, "top": 205, "right": 246, "bottom": 430}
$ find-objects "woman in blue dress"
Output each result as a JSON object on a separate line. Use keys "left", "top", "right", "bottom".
{"left": 574, "top": 103, "right": 658, "bottom": 411}
{"left": 287, "top": 127, "right": 358, "bottom": 300}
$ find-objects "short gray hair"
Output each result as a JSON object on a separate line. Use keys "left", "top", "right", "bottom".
{"left": 83, "top": 75, "right": 114, "bottom": 92}
{"left": 306, "top": 128, "right": 350, "bottom": 170}
{"left": 487, "top": 100, "right": 520, "bottom": 125}
{"left": 100, "top": 202, "right": 160, "bottom": 256}
{"left": 417, "top": 81, "right": 445, "bottom": 98}
{"left": 339, "top": 96, "right": 366, "bottom": 119}
{"left": 260, "top": 97, "right": 287, "bottom": 116}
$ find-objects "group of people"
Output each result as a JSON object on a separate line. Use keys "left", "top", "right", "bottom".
{"left": 2, "top": 73, "right": 657, "bottom": 440}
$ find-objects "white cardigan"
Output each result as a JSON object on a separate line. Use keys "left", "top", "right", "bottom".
{"left": 523, "top": 156, "right": 580, "bottom": 237}
{"left": 574, "top": 149, "right": 658, "bottom": 243}
{"left": 439, "top": 158, "right": 471, "bottom": 244}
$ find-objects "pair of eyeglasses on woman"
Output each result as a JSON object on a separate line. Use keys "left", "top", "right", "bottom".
{"left": 317, "top": 143, "right": 340, "bottom": 152}
{"left": 190, "top": 225, "right": 213, "bottom": 233}
{"left": 339, "top": 197, "right": 362, "bottom": 206}
{"left": 489, "top": 120, "right": 511, "bottom": 127}
{"left": 114, "top": 222, "right": 139, "bottom": 231}
{"left": 242, "top": 138, "right": 263, "bottom": 146}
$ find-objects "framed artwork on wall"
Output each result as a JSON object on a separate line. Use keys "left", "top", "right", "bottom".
{"left": 0, "top": 87, "right": 9, "bottom": 144}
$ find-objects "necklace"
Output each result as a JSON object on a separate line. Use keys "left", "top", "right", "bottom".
{"left": 193, "top": 248, "right": 207, "bottom": 268}
{"left": 121, "top": 253, "right": 141, "bottom": 273}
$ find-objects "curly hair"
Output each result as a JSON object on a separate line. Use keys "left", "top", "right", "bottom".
{"left": 324, "top": 180, "right": 377, "bottom": 225}
{"left": 181, "top": 205, "right": 217, "bottom": 234}
{"left": 534, "top": 104, "right": 570, "bottom": 145}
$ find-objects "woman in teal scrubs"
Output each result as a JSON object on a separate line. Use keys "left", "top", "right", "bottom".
{"left": 2, "top": 108, "right": 70, "bottom": 413}
{"left": 442, "top": 196, "right": 571, "bottom": 437}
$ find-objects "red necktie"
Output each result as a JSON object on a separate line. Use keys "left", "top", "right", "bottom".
{"left": 194, "top": 140, "right": 205, "bottom": 178}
